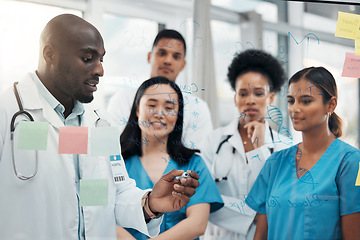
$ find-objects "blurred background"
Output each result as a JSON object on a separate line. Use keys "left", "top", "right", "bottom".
{"left": 0, "top": 0, "right": 359, "bottom": 147}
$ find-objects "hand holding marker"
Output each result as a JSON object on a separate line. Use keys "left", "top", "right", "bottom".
{"left": 175, "top": 172, "right": 190, "bottom": 181}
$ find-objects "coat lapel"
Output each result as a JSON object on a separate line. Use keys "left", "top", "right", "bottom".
{"left": 18, "top": 73, "right": 64, "bottom": 129}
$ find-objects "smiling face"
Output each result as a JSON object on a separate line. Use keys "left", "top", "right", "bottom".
{"left": 148, "top": 38, "right": 186, "bottom": 81}
{"left": 287, "top": 77, "right": 332, "bottom": 133}
{"left": 234, "top": 72, "right": 274, "bottom": 125}
{"left": 137, "top": 83, "right": 179, "bottom": 142}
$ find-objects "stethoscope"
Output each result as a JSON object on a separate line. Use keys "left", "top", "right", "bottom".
{"left": 11, "top": 82, "right": 38, "bottom": 180}
{"left": 10, "top": 82, "right": 108, "bottom": 181}
{"left": 212, "top": 126, "right": 274, "bottom": 182}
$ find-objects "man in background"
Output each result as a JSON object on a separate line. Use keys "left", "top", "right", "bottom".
{"left": 107, "top": 29, "right": 213, "bottom": 148}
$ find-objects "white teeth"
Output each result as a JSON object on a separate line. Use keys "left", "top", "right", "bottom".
{"left": 86, "top": 83, "right": 96, "bottom": 87}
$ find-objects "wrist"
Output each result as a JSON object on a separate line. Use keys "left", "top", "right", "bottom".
{"left": 142, "top": 191, "right": 163, "bottom": 223}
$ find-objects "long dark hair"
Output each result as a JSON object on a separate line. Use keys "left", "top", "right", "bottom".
{"left": 120, "top": 76, "right": 199, "bottom": 164}
{"left": 288, "top": 66, "right": 342, "bottom": 138}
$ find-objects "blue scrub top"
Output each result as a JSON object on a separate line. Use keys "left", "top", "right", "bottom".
{"left": 246, "top": 139, "right": 360, "bottom": 240}
{"left": 125, "top": 154, "right": 224, "bottom": 240}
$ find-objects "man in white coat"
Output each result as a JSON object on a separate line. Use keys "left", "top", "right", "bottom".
{"left": 0, "top": 14, "right": 199, "bottom": 240}
{"left": 107, "top": 29, "right": 212, "bottom": 149}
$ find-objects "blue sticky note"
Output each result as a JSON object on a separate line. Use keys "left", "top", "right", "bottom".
{"left": 80, "top": 179, "right": 108, "bottom": 206}
{"left": 17, "top": 121, "right": 48, "bottom": 150}
{"left": 90, "top": 126, "right": 121, "bottom": 156}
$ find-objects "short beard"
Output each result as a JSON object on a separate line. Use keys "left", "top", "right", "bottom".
{"left": 76, "top": 92, "right": 94, "bottom": 103}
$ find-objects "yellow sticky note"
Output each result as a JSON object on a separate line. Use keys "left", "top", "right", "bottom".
{"left": 356, "top": 162, "right": 360, "bottom": 186}
{"left": 335, "top": 11, "right": 360, "bottom": 40}
{"left": 356, "top": 30, "right": 360, "bottom": 55}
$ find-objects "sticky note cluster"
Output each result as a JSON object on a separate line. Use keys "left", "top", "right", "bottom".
{"left": 17, "top": 123, "right": 121, "bottom": 156}
{"left": 58, "top": 126, "right": 121, "bottom": 155}
{"left": 335, "top": 12, "right": 360, "bottom": 77}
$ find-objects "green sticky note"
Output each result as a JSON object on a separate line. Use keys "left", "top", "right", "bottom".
{"left": 90, "top": 126, "right": 121, "bottom": 156}
{"left": 80, "top": 179, "right": 108, "bottom": 206}
{"left": 17, "top": 121, "right": 48, "bottom": 150}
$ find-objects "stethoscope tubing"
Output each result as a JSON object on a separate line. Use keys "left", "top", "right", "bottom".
{"left": 212, "top": 126, "right": 274, "bottom": 182}
{"left": 11, "top": 82, "right": 38, "bottom": 180}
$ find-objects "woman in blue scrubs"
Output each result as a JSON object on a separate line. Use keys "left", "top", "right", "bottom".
{"left": 119, "top": 77, "right": 223, "bottom": 240}
{"left": 246, "top": 67, "right": 360, "bottom": 240}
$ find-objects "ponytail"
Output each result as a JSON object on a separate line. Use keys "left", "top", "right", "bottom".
{"left": 289, "top": 67, "right": 343, "bottom": 138}
{"left": 329, "top": 112, "right": 342, "bottom": 138}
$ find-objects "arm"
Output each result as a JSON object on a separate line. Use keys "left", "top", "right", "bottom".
{"left": 253, "top": 213, "right": 268, "bottom": 240}
{"left": 342, "top": 212, "right": 360, "bottom": 240}
{"left": 150, "top": 203, "right": 210, "bottom": 240}
{"left": 116, "top": 226, "right": 136, "bottom": 240}
{"left": 201, "top": 128, "right": 257, "bottom": 234}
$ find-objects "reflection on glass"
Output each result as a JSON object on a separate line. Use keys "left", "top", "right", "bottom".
{"left": 102, "top": 13, "right": 158, "bottom": 103}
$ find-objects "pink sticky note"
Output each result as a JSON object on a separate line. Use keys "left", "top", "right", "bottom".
{"left": 342, "top": 52, "right": 360, "bottom": 78}
{"left": 59, "top": 127, "right": 88, "bottom": 154}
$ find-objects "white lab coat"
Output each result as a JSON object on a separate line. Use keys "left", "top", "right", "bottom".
{"left": 0, "top": 73, "right": 162, "bottom": 240}
{"left": 200, "top": 119, "right": 290, "bottom": 240}
{"left": 107, "top": 87, "right": 213, "bottom": 148}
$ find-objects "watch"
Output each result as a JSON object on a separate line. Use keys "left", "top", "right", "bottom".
{"left": 141, "top": 191, "right": 163, "bottom": 220}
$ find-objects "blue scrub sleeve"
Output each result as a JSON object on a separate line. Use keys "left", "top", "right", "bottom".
{"left": 245, "top": 153, "right": 277, "bottom": 214}
{"left": 336, "top": 150, "right": 360, "bottom": 216}
{"left": 187, "top": 155, "right": 224, "bottom": 213}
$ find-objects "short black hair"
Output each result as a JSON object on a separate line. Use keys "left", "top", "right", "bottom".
{"left": 227, "top": 49, "right": 285, "bottom": 92}
{"left": 152, "top": 29, "right": 186, "bottom": 56}
{"left": 120, "top": 76, "right": 199, "bottom": 164}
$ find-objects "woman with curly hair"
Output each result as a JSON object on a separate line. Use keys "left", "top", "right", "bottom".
{"left": 201, "top": 49, "right": 289, "bottom": 240}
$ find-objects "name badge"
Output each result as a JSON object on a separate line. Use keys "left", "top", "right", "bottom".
{"left": 110, "top": 155, "right": 127, "bottom": 183}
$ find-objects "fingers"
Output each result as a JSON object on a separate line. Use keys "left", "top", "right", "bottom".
{"left": 244, "top": 123, "right": 253, "bottom": 139}
{"left": 161, "top": 169, "right": 185, "bottom": 182}
{"left": 244, "top": 121, "right": 265, "bottom": 148}
{"left": 165, "top": 169, "right": 199, "bottom": 197}
{"left": 178, "top": 170, "right": 199, "bottom": 188}
{"left": 171, "top": 191, "right": 190, "bottom": 206}
{"left": 187, "top": 170, "right": 199, "bottom": 180}
{"left": 173, "top": 170, "right": 199, "bottom": 198}
{"left": 174, "top": 182, "right": 196, "bottom": 196}
{"left": 244, "top": 121, "right": 258, "bottom": 139}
